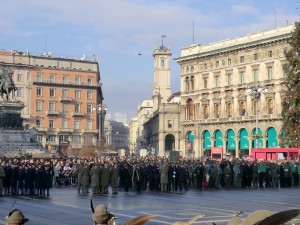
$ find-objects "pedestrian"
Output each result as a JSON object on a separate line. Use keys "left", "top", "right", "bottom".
{"left": 5, "top": 209, "right": 29, "bottom": 225}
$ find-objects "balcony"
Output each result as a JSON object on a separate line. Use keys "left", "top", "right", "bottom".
{"left": 83, "top": 129, "right": 98, "bottom": 133}
{"left": 37, "top": 127, "right": 48, "bottom": 132}
{"left": 58, "top": 128, "right": 73, "bottom": 133}
{"left": 59, "top": 96, "right": 72, "bottom": 103}
{"left": 46, "top": 110, "right": 60, "bottom": 116}
{"left": 72, "top": 111, "right": 85, "bottom": 117}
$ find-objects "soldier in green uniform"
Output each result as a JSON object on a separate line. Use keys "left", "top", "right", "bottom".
{"left": 258, "top": 161, "right": 266, "bottom": 188}
{"left": 290, "top": 161, "right": 298, "bottom": 187}
{"left": 90, "top": 163, "right": 100, "bottom": 194}
{"left": 82, "top": 162, "right": 91, "bottom": 194}
{"left": 271, "top": 162, "right": 280, "bottom": 188}
{"left": 76, "top": 160, "right": 84, "bottom": 193}
{"left": 223, "top": 163, "right": 232, "bottom": 189}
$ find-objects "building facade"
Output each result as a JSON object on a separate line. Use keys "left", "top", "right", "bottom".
{"left": 0, "top": 51, "right": 104, "bottom": 153}
{"left": 174, "top": 25, "right": 293, "bottom": 157}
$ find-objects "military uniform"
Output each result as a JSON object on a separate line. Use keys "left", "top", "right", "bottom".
{"left": 90, "top": 164, "right": 101, "bottom": 194}
{"left": 0, "top": 162, "right": 5, "bottom": 196}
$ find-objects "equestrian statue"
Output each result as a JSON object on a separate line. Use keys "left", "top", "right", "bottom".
{"left": 0, "top": 65, "right": 17, "bottom": 102}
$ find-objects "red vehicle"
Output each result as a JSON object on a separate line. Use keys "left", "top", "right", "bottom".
{"left": 211, "top": 147, "right": 223, "bottom": 159}
{"left": 252, "top": 148, "right": 300, "bottom": 160}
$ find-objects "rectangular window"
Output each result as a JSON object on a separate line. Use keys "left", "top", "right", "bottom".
{"left": 87, "top": 91, "right": 92, "bottom": 100}
{"left": 240, "top": 56, "right": 244, "bottom": 63}
{"left": 36, "top": 88, "right": 42, "bottom": 96}
{"left": 16, "top": 88, "right": 23, "bottom": 97}
{"left": 50, "top": 88, "right": 55, "bottom": 97}
{"left": 37, "top": 73, "right": 42, "bottom": 82}
{"left": 49, "top": 101, "right": 55, "bottom": 111}
{"left": 87, "top": 104, "right": 92, "bottom": 114}
{"left": 36, "top": 101, "right": 42, "bottom": 112}
{"left": 62, "top": 75, "right": 67, "bottom": 84}
{"left": 267, "top": 67, "right": 273, "bottom": 79}
{"left": 74, "top": 120, "right": 80, "bottom": 129}
{"left": 254, "top": 53, "right": 258, "bottom": 61}
{"left": 62, "top": 89, "right": 68, "bottom": 97}
{"left": 86, "top": 120, "right": 92, "bottom": 130}
{"left": 37, "top": 135, "right": 43, "bottom": 142}
{"left": 227, "top": 74, "right": 232, "bottom": 86}
{"left": 75, "top": 90, "right": 81, "bottom": 99}
{"left": 62, "top": 119, "right": 68, "bottom": 129}
{"left": 268, "top": 50, "right": 272, "bottom": 58}
{"left": 17, "top": 74, "right": 22, "bottom": 82}
{"left": 75, "top": 104, "right": 80, "bottom": 112}
{"left": 49, "top": 75, "right": 55, "bottom": 83}
{"left": 72, "top": 135, "right": 81, "bottom": 144}
{"left": 203, "top": 78, "right": 208, "bottom": 89}
{"left": 214, "top": 76, "right": 219, "bottom": 88}
{"left": 227, "top": 59, "right": 231, "bottom": 66}
{"left": 87, "top": 78, "right": 92, "bottom": 85}
{"left": 59, "top": 135, "right": 69, "bottom": 143}
{"left": 46, "top": 135, "right": 56, "bottom": 142}
{"left": 49, "top": 119, "right": 54, "bottom": 128}
{"left": 252, "top": 69, "right": 259, "bottom": 82}
{"left": 167, "top": 120, "right": 173, "bottom": 128}
{"left": 75, "top": 76, "right": 81, "bottom": 85}
{"left": 239, "top": 71, "right": 245, "bottom": 84}
{"left": 62, "top": 103, "right": 68, "bottom": 113}
{"left": 204, "top": 63, "right": 207, "bottom": 70}
{"left": 215, "top": 61, "right": 219, "bottom": 68}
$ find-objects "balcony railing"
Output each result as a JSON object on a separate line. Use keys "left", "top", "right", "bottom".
{"left": 46, "top": 110, "right": 60, "bottom": 116}
{"left": 72, "top": 111, "right": 85, "bottom": 117}
{"left": 33, "top": 79, "right": 100, "bottom": 87}
{"left": 59, "top": 96, "right": 72, "bottom": 102}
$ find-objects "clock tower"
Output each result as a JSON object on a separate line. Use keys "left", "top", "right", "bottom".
{"left": 152, "top": 36, "right": 172, "bottom": 112}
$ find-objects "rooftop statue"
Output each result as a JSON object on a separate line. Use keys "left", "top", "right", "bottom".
{"left": 0, "top": 65, "right": 17, "bottom": 102}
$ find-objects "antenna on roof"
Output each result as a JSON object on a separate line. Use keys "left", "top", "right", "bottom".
{"left": 44, "top": 36, "right": 47, "bottom": 54}
{"left": 272, "top": 7, "right": 277, "bottom": 28}
{"left": 161, "top": 34, "right": 166, "bottom": 48}
{"left": 192, "top": 20, "right": 195, "bottom": 44}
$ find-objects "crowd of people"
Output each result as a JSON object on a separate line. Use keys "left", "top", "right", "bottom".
{"left": 0, "top": 155, "right": 300, "bottom": 197}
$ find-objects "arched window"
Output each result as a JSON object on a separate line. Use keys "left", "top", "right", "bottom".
{"left": 186, "top": 67, "right": 189, "bottom": 73}
{"left": 36, "top": 119, "right": 41, "bottom": 128}
{"left": 185, "top": 77, "right": 189, "bottom": 92}
{"left": 190, "top": 76, "right": 194, "bottom": 91}
{"left": 227, "top": 103, "right": 232, "bottom": 117}
{"left": 214, "top": 104, "right": 220, "bottom": 118}
{"left": 268, "top": 99, "right": 274, "bottom": 114}
{"left": 203, "top": 105, "right": 209, "bottom": 119}
{"left": 240, "top": 101, "right": 246, "bottom": 116}
{"left": 187, "top": 99, "right": 194, "bottom": 120}
{"left": 191, "top": 66, "right": 194, "bottom": 72}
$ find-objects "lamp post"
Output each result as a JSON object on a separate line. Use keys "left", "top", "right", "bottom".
{"left": 246, "top": 84, "right": 267, "bottom": 149}
{"left": 94, "top": 103, "right": 107, "bottom": 152}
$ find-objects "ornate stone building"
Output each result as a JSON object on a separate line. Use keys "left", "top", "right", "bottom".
{"left": 132, "top": 43, "right": 181, "bottom": 156}
{"left": 174, "top": 24, "right": 293, "bottom": 157}
{"left": 0, "top": 50, "right": 104, "bottom": 153}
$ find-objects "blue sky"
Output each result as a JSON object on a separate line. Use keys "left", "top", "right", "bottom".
{"left": 0, "top": 0, "right": 298, "bottom": 122}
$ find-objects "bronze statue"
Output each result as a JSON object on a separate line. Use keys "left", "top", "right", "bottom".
{"left": 0, "top": 65, "right": 16, "bottom": 101}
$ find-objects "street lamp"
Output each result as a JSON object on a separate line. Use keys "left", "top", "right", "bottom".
{"left": 93, "top": 103, "right": 107, "bottom": 151}
{"left": 246, "top": 84, "right": 268, "bottom": 149}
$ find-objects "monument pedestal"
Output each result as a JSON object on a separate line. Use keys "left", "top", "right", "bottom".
{"left": 0, "top": 101, "right": 45, "bottom": 156}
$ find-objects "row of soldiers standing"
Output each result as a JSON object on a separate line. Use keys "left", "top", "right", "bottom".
{"left": 0, "top": 160, "right": 52, "bottom": 197}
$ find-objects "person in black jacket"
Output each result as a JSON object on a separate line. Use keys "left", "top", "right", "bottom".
{"left": 42, "top": 164, "right": 52, "bottom": 196}
{"left": 4, "top": 162, "right": 12, "bottom": 195}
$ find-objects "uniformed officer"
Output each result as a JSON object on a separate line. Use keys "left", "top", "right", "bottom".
{"left": 5, "top": 209, "right": 29, "bottom": 225}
